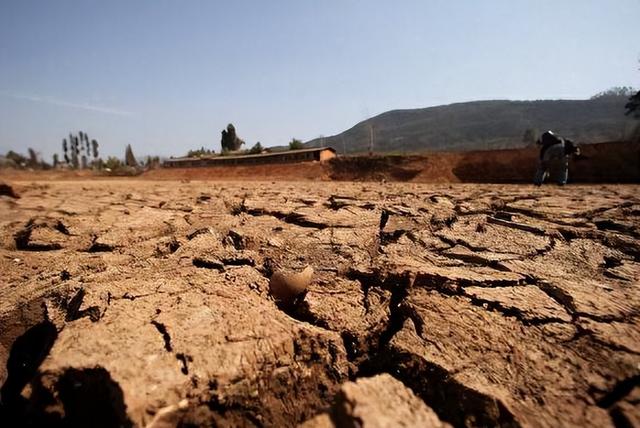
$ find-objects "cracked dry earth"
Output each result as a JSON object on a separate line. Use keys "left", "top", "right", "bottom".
{"left": 1, "top": 180, "right": 639, "bottom": 428}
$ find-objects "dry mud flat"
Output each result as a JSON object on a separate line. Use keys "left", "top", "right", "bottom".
{"left": 0, "top": 180, "right": 639, "bottom": 427}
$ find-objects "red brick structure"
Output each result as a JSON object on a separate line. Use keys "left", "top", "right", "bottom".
{"left": 164, "top": 147, "right": 336, "bottom": 168}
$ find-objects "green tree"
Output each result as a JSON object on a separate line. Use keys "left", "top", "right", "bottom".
{"left": 627, "top": 90, "right": 640, "bottom": 142}
{"left": 221, "top": 123, "right": 245, "bottom": 151}
{"left": 187, "top": 147, "right": 214, "bottom": 157}
{"left": 6, "top": 151, "right": 28, "bottom": 168}
{"left": 145, "top": 156, "right": 161, "bottom": 168}
{"left": 124, "top": 144, "right": 138, "bottom": 167}
{"left": 71, "top": 136, "right": 79, "bottom": 169}
{"left": 104, "top": 156, "right": 123, "bottom": 171}
{"left": 91, "top": 139, "right": 99, "bottom": 159}
{"left": 625, "top": 91, "right": 640, "bottom": 118}
{"left": 248, "top": 142, "right": 264, "bottom": 154}
{"left": 93, "top": 158, "right": 104, "bottom": 170}
{"left": 591, "top": 86, "right": 636, "bottom": 99}
{"left": 27, "top": 148, "right": 38, "bottom": 167}
{"left": 289, "top": 138, "right": 304, "bottom": 150}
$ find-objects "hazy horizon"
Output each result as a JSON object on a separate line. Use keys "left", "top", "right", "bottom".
{"left": 1, "top": 0, "right": 639, "bottom": 160}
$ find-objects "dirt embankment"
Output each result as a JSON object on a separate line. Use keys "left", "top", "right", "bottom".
{"left": 143, "top": 162, "right": 330, "bottom": 181}
{"left": 0, "top": 143, "right": 640, "bottom": 183}
{"left": 328, "top": 141, "right": 640, "bottom": 183}
{"left": 451, "top": 141, "right": 640, "bottom": 183}
{"left": 1, "top": 141, "right": 637, "bottom": 184}
{"left": 147, "top": 140, "right": 640, "bottom": 183}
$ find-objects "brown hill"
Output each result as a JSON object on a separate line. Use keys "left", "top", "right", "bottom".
{"left": 305, "top": 96, "right": 639, "bottom": 153}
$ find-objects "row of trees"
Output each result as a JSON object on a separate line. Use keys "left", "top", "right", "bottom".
{"left": 54, "top": 132, "right": 150, "bottom": 172}
{"left": 522, "top": 84, "right": 640, "bottom": 145}
{"left": 592, "top": 85, "right": 640, "bottom": 140}
{"left": 590, "top": 85, "right": 639, "bottom": 118}
{"left": 0, "top": 133, "right": 147, "bottom": 172}
{"left": 187, "top": 124, "right": 307, "bottom": 158}
{"left": 59, "top": 131, "right": 99, "bottom": 169}
{"left": 4, "top": 123, "right": 310, "bottom": 171}
{"left": 591, "top": 86, "right": 637, "bottom": 100}
{"left": 218, "top": 124, "right": 305, "bottom": 154}
{"left": 2, "top": 149, "right": 49, "bottom": 169}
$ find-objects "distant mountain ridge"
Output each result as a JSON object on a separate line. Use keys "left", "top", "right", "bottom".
{"left": 304, "top": 95, "right": 638, "bottom": 153}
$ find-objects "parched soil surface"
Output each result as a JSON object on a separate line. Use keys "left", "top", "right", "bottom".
{"left": 0, "top": 180, "right": 639, "bottom": 427}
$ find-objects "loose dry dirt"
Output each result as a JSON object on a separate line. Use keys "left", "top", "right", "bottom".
{"left": 0, "top": 179, "right": 639, "bottom": 427}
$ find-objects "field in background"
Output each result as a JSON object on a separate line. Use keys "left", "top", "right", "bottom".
{"left": 4, "top": 141, "right": 637, "bottom": 184}
{"left": 144, "top": 140, "right": 640, "bottom": 183}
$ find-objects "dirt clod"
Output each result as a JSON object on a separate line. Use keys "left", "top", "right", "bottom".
{"left": 0, "top": 182, "right": 19, "bottom": 199}
{"left": 269, "top": 266, "right": 314, "bottom": 305}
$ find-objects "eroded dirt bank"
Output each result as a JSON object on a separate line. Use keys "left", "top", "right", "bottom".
{"left": 145, "top": 140, "right": 640, "bottom": 183}
{"left": 0, "top": 180, "right": 639, "bottom": 427}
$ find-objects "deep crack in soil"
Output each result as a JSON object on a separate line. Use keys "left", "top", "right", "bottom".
{"left": 0, "top": 180, "right": 639, "bottom": 427}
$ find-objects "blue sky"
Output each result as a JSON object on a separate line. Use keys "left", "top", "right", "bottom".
{"left": 1, "top": 0, "right": 639, "bottom": 160}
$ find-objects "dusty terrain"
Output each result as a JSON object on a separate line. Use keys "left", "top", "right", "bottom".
{"left": 148, "top": 140, "right": 639, "bottom": 183}
{"left": 5, "top": 140, "right": 635, "bottom": 185}
{"left": 0, "top": 179, "right": 639, "bottom": 427}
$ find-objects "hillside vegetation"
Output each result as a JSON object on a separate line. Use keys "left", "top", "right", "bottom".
{"left": 305, "top": 95, "right": 638, "bottom": 153}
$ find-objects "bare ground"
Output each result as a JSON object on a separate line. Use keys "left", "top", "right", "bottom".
{"left": 0, "top": 179, "right": 639, "bottom": 427}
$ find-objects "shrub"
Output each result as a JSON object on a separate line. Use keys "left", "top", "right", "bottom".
{"left": 289, "top": 138, "right": 304, "bottom": 150}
